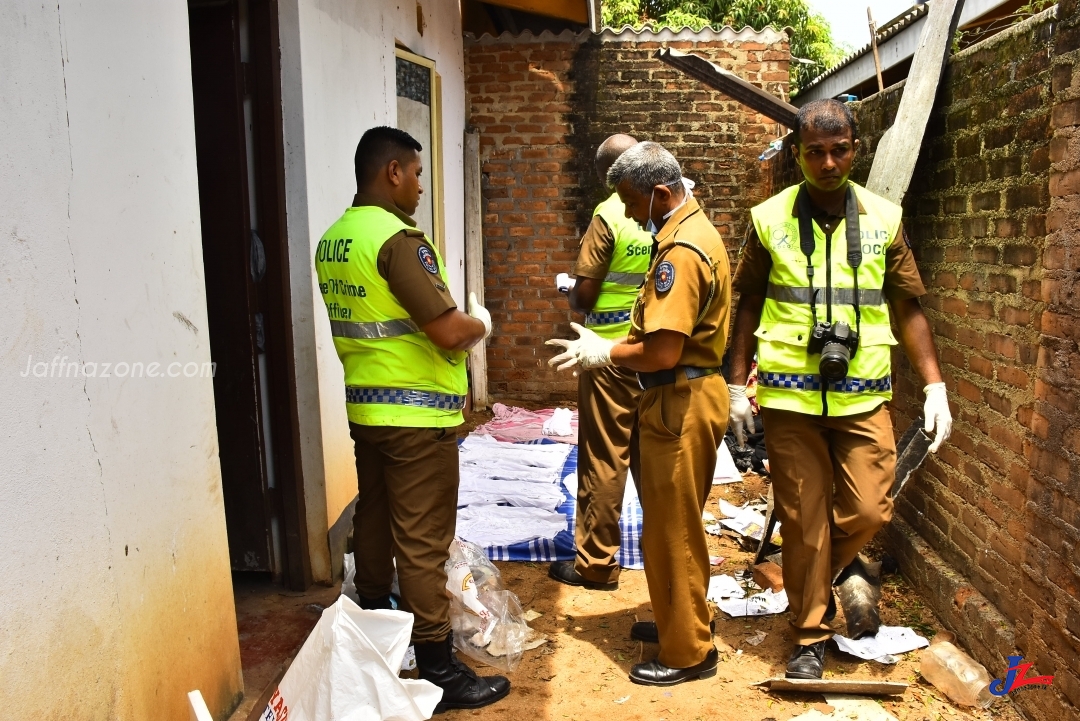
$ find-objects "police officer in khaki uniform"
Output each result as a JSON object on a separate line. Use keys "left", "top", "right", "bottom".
{"left": 726, "top": 100, "right": 952, "bottom": 680}
{"left": 548, "top": 134, "right": 653, "bottom": 590}
{"left": 316, "top": 126, "right": 509, "bottom": 711}
{"left": 548, "top": 141, "right": 731, "bottom": 685}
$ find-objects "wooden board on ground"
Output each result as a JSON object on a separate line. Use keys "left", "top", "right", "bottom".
{"left": 759, "top": 677, "right": 909, "bottom": 696}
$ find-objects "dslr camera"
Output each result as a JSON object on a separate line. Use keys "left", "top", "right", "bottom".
{"left": 807, "top": 321, "right": 859, "bottom": 382}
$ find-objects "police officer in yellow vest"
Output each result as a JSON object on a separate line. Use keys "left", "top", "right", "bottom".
{"left": 548, "top": 134, "right": 654, "bottom": 590}
{"left": 315, "top": 126, "right": 510, "bottom": 712}
{"left": 549, "top": 141, "right": 732, "bottom": 686}
{"left": 726, "top": 100, "right": 953, "bottom": 680}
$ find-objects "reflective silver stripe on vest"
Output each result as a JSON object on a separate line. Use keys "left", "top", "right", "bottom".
{"left": 766, "top": 283, "right": 885, "bottom": 307}
{"left": 585, "top": 310, "right": 632, "bottom": 326}
{"left": 345, "top": 387, "right": 466, "bottom": 410}
{"left": 604, "top": 271, "right": 646, "bottom": 287}
{"left": 330, "top": 318, "right": 420, "bottom": 340}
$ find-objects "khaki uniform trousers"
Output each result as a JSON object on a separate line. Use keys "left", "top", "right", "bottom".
{"left": 760, "top": 404, "right": 896, "bottom": 646}
{"left": 630, "top": 371, "right": 729, "bottom": 668}
{"left": 349, "top": 423, "right": 459, "bottom": 643}
{"left": 574, "top": 365, "right": 642, "bottom": 584}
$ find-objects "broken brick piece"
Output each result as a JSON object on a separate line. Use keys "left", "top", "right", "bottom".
{"left": 753, "top": 561, "right": 784, "bottom": 592}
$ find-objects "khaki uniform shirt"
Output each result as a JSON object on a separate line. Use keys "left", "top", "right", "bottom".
{"left": 628, "top": 197, "right": 732, "bottom": 368}
{"left": 353, "top": 193, "right": 457, "bottom": 325}
{"left": 733, "top": 192, "right": 925, "bottom": 300}
{"left": 573, "top": 215, "right": 616, "bottom": 279}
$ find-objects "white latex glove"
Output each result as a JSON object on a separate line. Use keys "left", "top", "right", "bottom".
{"left": 467, "top": 292, "right": 492, "bottom": 340}
{"left": 556, "top": 272, "right": 576, "bottom": 293}
{"left": 728, "top": 384, "right": 754, "bottom": 449}
{"left": 923, "top": 382, "right": 952, "bottom": 453}
{"left": 545, "top": 322, "right": 613, "bottom": 375}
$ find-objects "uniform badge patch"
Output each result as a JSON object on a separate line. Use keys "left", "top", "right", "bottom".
{"left": 417, "top": 245, "right": 439, "bottom": 275}
{"left": 655, "top": 260, "right": 675, "bottom": 292}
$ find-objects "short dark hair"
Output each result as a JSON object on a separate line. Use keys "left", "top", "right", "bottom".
{"left": 354, "top": 126, "right": 422, "bottom": 188}
{"left": 793, "top": 99, "right": 858, "bottom": 146}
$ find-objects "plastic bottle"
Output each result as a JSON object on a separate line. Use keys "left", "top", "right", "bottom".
{"left": 919, "top": 637, "right": 995, "bottom": 708}
{"left": 758, "top": 138, "right": 785, "bottom": 161}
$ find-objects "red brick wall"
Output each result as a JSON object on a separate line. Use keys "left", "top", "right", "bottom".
{"left": 849, "top": 8, "right": 1079, "bottom": 718}
{"left": 465, "top": 27, "right": 789, "bottom": 401}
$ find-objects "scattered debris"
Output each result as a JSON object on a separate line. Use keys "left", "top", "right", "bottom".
{"left": 702, "top": 510, "right": 717, "bottom": 522}
{"left": 706, "top": 574, "right": 746, "bottom": 602}
{"left": 832, "top": 626, "right": 929, "bottom": 663}
{"left": 717, "top": 588, "right": 788, "bottom": 617}
{"left": 709, "top": 556, "right": 725, "bottom": 566}
{"left": 787, "top": 694, "right": 900, "bottom": 720}
{"left": 523, "top": 609, "right": 543, "bottom": 622}
{"left": 744, "top": 630, "right": 768, "bottom": 646}
{"left": 614, "top": 695, "right": 631, "bottom": 704}
{"left": 919, "top": 635, "right": 995, "bottom": 708}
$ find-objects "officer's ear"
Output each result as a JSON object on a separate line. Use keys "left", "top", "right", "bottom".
{"left": 386, "top": 159, "right": 403, "bottom": 188}
{"left": 653, "top": 183, "right": 674, "bottom": 205}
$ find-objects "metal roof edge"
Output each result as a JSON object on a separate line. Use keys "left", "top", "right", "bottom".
{"left": 465, "top": 24, "right": 787, "bottom": 45}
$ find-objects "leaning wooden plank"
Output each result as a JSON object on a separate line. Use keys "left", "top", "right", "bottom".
{"left": 655, "top": 48, "right": 798, "bottom": 128}
{"left": 758, "top": 677, "right": 909, "bottom": 696}
{"left": 464, "top": 128, "right": 489, "bottom": 410}
{"left": 865, "top": 0, "right": 966, "bottom": 204}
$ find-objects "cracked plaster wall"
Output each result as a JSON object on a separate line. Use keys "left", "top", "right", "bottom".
{"left": 0, "top": 2, "right": 241, "bottom": 719}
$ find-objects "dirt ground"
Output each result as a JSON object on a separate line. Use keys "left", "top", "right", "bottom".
{"left": 441, "top": 474, "right": 1027, "bottom": 721}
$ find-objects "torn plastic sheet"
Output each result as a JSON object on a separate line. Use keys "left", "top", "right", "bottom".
{"left": 717, "top": 588, "right": 789, "bottom": 617}
{"left": 833, "top": 626, "right": 929, "bottom": 663}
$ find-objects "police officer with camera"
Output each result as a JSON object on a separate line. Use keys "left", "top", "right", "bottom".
{"left": 726, "top": 99, "right": 953, "bottom": 680}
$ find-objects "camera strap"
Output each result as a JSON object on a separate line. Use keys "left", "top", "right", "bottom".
{"left": 796, "top": 185, "right": 864, "bottom": 335}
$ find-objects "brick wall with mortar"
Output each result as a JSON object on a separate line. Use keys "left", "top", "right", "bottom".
{"left": 465, "top": 26, "right": 789, "bottom": 401}
{"left": 832, "top": 8, "right": 1077, "bottom": 719}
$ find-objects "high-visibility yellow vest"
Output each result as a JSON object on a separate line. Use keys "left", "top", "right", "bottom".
{"left": 584, "top": 192, "right": 654, "bottom": 339}
{"left": 315, "top": 206, "right": 467, "bottom": 427}
{"left": 750, "top": 182, "right": 902, "bottom": 417}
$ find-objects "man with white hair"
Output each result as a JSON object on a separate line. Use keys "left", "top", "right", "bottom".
{"left": 548, "top": 141, "right": 732, "bottom": 686}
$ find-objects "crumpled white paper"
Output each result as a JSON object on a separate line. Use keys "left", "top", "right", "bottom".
{"left": 832, "top": 625, "right": 929, "bottom": 663}
{"left": 717, "top": 588, "right": 789, "bottom": 617}
{"left": 706, "top": 574, "right": 747, "bottom": 602}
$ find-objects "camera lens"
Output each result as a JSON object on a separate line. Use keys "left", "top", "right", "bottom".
{"left": 819, "top": 341, "right": 850, "bottom": 382}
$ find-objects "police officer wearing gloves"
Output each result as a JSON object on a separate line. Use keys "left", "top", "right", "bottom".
{"left": 315, "top": 126, "right": 509, "bottom": 712}
{"left": 725, "top": 100, "right": 952, "bottom": 681}
{"left": 548, "top": 141, "right": 732, "bottom": 686}
{"left": 549, "top": 134, "right": 654, "bottom": 591}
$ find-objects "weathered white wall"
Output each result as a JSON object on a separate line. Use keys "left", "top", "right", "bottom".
{"left": 279, "top": 0, "right": 468, "bottom": 555}
{"left": 0, "top": 2, "right": 242, "bottom": 719}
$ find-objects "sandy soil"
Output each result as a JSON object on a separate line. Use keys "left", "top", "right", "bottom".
{"left": 444, "top": 474, "right": 1027, "bottom": 721}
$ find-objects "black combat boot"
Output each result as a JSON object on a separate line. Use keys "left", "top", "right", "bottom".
{"left": 414, "top": 633, "right": 511, "bottom": 713}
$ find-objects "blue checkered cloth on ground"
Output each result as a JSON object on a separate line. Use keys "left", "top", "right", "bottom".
{"left": 480, "top": 442, "right": 645, "bottom": 570}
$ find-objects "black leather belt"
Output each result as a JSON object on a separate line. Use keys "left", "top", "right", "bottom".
{"left": 637, "top": 365, "right": 719, "bottom": 390}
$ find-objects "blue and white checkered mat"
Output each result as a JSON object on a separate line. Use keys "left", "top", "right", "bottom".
{"left": 476, "top": 442, "right": 645, "bottom": 571}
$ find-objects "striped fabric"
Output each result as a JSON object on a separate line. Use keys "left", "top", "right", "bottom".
{"left": 481, "top": 444, "right": 644, "bottom": 570}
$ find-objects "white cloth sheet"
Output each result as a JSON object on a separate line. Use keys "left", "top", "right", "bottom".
{"left": 455, "top": 504, "right": 568, "bottom": 547}
{"left": 457, "top": 435, "right": 572, "bottom": 510}
{"left": 832, "top": 626, "right": 929, "bottom": 662}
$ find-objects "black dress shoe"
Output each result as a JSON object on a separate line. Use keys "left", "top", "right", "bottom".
{"left": 630, "top": 620, "right": 716, "bottom": 644}
{"left": 786, "top": 640, "right": 827, "bottom": 679}
{"left": 629, "top": 647, "right": 719, "bottom": 686}
{"left": 548, "top": 560, "right": 618, "bottom": 590}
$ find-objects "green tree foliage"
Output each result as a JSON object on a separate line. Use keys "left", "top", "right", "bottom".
{"left": 601, "top": 0, "right": 846, "bottom": 94}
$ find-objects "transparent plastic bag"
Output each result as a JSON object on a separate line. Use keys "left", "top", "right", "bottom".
{"left": 444, "top": 538, "right": 528, "bottom": 672}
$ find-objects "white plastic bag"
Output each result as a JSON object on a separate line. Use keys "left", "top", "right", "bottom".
{"left": 260, "top": 596, "right": 441, "bottom": 721}
{"left": 444, "top": 538, "right": 528, "bottom": 673}
{"left": 341, "top": 553, "right": 414, "bottom": 671}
